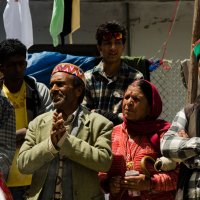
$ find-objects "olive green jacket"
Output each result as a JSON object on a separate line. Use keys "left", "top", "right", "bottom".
{"left": 17, "top": 107, "right": 113, "bottom": 200}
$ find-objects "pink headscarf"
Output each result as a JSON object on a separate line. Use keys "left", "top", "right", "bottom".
{"left": 122, "top": 80, "right": 170, "bottom": 151}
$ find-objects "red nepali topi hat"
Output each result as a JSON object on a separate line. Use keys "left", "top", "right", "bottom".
{"left": 51, "top": 63, "right": 86, "bottom": 85}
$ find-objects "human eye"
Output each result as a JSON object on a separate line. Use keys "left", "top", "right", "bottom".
{"left": 124, "top": 94, "right": 130, "bottom": 100}
{"left": 49, "top": 83, "right": 53, "bottom": 89}
{"left": 115, "top": 40, "right": 123, "bottom": 45}
{"left": 19, "top": 60, "right": 27, "bottom": 66}
{"left": 7, "top": 60, "right": 26, "bottom": 68}
{"left": 49, "top": 81, "right": 63, "bottom": 88}
{"left": 56, "top": 82, "right": 63, "bottom": 87}
{"left": 103, "top": 41, "right": 112, "bottom": 46}
{"left": 132, "top": 96, "right": 140, "bottom": 102}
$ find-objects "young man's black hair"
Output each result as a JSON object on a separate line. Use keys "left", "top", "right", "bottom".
{"left": 95, "top": 21, "right": 127, "bottom": 45}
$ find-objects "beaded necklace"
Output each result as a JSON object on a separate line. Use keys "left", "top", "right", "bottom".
{"left": 125, "top": 130, "right": 142, "bottom": 171}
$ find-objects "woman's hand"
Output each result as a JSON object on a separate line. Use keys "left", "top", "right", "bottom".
{"left": 121, "top": 174, "right": 151, "bottom": 191}
{"left": 109, "top": 176, "right": 122, "bottom": 196}
{"left": 178, "top": 129, "right": 189, "bottom": 138}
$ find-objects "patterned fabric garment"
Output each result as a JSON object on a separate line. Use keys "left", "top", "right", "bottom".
{"left": 54, "top": 114, "right": 74, "bottom": 200}
{"left": 83, "top": 60, "right": 143, "bottom": 115}
{"left": 161, "top": 108, "right": 200, "bottom": 199}
{"left": 2, "top": 76, "right": 53, "bottom": 187}
{"left": 17, "top": 106, "right": 112, "bottom": 200}
{"left": 0, "top": 94, "right": 16, "bottom": 180}
{"left": 105, "top": 125, "right": 177, "bottom": 200}
{"left": 54, "top": 156, "right": 64, "bottom": 200}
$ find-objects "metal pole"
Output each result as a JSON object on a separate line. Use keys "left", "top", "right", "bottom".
{"left": 125, "top": 2, "right": 131, "bottom": 56}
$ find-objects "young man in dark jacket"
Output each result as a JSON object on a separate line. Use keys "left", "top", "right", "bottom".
{"left": 0, "top": 39, "right": 53, "bottom": 200}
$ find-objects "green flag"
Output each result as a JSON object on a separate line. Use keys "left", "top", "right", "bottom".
{"left": 49, "top": 0, "right": 64, "bottom": 47}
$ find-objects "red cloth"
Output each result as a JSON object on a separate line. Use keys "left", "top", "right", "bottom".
{"left": 0, "top": 174, "right": 13, "bottom": 200}
{"left": 51, "top": 63, "right": 85, "bottom": 84}
{"left": 99, "top": 80, "right": 178, "bottom": 200}
{"left": 123, "top": 80, "right": 171, "bottom": 151}
{"left": 108, "top": 125, "right": 178, "bottom": 200}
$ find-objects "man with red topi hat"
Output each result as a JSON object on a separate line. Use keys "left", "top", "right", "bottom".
{"left": 17, "top": 63, "right": 113, "bottom": 200}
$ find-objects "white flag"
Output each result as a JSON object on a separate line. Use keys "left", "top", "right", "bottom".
{"left": 3, "top": 0, "right": 33, "bottom": 49}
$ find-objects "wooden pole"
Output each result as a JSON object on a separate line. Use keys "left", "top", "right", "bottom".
{"left": 125, "top": 2, "right": 131, "bottom": 56}
{"left": 187, "top": 0, "right": 200, "bottom": 104}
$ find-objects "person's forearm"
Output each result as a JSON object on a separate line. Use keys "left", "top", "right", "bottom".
{"left": 0, "top": 155, "right": 10, "bottom": 180}
{"left": 18, "top": 138, "right": 56, "bottom": 174}
{"left": 161, "top": 133, "right": 200, "bottom": 162}
{"left": 59, "top": 122, "right": 113, "bottom": 172}
{"left": 151, "top": 169, "right": 178, "bottom": 191}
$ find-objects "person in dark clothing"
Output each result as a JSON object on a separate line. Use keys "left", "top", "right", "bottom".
{"left": 0, "top": 39, "right": 53, "bottom": 200}
{"left": 161, "top": 39, "right": 200, "bottom": 200}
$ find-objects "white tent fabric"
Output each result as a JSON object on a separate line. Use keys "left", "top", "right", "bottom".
{"left": 3, "top": 0, "right": 33, "bottom": 48}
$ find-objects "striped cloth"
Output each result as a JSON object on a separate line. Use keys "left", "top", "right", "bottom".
{"left": 83, "top": 60, "right": 143, "bottom": 117}
{"left": 0, "top": 94, "right": 16, "bottom": 180}
{"left": 54, "top": 114, "right": 74, "bottom": 200}
{"left": 161, "top": 108, "right": 200, "bottom": 199}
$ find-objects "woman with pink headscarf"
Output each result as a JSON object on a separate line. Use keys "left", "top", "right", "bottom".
{"left": 100, "top": 79, "right": 178, "bottom": 200}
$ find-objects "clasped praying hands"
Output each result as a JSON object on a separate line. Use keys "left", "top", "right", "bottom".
{"left": 51, "top": 111, "right": 66, "bottom": 147}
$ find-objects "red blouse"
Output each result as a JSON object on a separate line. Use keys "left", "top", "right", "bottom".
{"left": 100, "top": 124, "right": 178, "bottom": 200}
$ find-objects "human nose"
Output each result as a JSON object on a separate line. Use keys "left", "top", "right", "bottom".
{"left": 127, "top": 98, "right": 134, "bottom": 105}
{"left": 15, "top": 64, "right": 23, "bottom": 73}
{"left": 15, "top": 60, "right": 26, "bottom": 70}
{"left": 110, "top": 42, "right": 117, "bottom": 50}
{"left": 13, "top": 61, "right": 24, "bottom": 72}
{"left": 50, "top": 84, "right": 58, "bottom": 93}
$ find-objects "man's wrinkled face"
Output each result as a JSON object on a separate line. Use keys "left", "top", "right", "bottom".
{"left": 50, "top": 72, "right": 81, "bottom": 111}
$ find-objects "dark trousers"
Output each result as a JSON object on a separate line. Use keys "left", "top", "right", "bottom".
{"left": 9, "top": 186, "right": 30, "bottom": 200}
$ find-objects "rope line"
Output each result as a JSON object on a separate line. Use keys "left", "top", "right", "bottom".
{"left": 151, "top": 0, "right": 181, "bottom": 71}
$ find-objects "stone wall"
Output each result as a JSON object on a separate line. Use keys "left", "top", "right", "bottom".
{"left": 0, "top": 1, "right": 194, "bottom": 60}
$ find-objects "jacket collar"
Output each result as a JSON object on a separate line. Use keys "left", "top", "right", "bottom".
{"left": 41, "top": 106, "right": 91, "bottom": 129}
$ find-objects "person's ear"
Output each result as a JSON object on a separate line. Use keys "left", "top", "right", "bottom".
{"left": 24, "top": 61, "right": 28, "bottom": 68}
{"left": 122, "top": 43, "right": 125, "bottom": 51}
{"left": 97, "top": 45, "right": 103, "bottom": 57}
{"left": 97, "top": 45, "right": 102, "bottom": 53}
{"left": 75, "top": 86, "right": 83, "bottom": 98}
